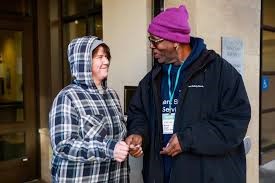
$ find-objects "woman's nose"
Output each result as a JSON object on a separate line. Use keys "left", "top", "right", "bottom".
{"left": 103, "top": 57, "right": 109, "bottom": 65}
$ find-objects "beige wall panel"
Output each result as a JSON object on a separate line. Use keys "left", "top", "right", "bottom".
{"left": 196, "top": 0, "right": 260, "bottom": 56}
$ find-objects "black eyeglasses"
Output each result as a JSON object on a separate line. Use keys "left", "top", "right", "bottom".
{"left": 148, "top": 36, "right": 164, "bottom": 47}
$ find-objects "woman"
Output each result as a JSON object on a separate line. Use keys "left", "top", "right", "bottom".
{"left": 49, "top": 36, "right": 129, "bottom": 182}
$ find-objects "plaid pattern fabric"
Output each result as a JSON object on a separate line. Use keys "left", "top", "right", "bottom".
{"left": 49, "top": 36, "right": 129, "bottom": 182}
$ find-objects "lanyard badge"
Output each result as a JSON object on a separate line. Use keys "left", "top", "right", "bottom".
{"left": 162, "top": 63, "right": 183, "bottom": 134}
{"left": 162, "top": 113, "right": 175, "bottom": 134}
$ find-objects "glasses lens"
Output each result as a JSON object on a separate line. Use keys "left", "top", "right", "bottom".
{"left": 148, "top": 36, "right": 154, "bottom": 42}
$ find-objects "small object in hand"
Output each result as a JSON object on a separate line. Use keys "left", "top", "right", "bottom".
{"left": 129, "top": 144, "right": 140, "bottom": 149}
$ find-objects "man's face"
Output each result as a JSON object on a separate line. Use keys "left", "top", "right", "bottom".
{"left": 148, "top": 34, "right": 178, "bottom": 64}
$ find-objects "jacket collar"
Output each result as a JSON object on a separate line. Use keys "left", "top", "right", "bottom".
{"left": 151, "top": 49, "right": 217, "bottom": 83}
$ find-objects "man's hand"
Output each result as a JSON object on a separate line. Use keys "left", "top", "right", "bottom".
{"left": 160, "top": 134, "right": 182, "bottom": 157}
{"left": 114, "top": 141, "right": 129, "bottom": 162}
{"left": 125, "top": 134, "right": 143, "bottom": 158}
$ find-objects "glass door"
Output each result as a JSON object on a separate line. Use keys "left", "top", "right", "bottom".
{"left": 261, "top": 30, "right": 275, "bottom": 164}
{"left": 0, "top": 19, "right": 37, "bottom": 182}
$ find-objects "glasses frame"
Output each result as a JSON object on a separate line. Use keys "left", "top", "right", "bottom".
{"left": 148, "top": 36, "right": 164, "bottom": 47}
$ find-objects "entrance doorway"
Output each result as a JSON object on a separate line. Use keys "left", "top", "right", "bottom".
{"left": 0, "top": 18, "right": 38, "bottom": 182}
{"left": 260, "top": 0, "right": 275, "bottom": 164}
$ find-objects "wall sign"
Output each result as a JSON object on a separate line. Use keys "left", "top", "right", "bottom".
{"left": 221, "top": 37, "right": 244, "bottom": 76}
{"left": 262, "top": 76, "right": 269, "bottom": 91}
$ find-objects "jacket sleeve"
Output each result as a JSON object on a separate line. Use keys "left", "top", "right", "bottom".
{"left": 127, "top": 81, "right": 149, "bottom": 150}
{"left": 177, "top": 63, "right": 251, "bottom": 155}
{"left": 49, "top": 93, "right": 117, "bottom": 162}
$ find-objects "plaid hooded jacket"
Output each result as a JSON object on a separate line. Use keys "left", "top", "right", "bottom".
{"left": 49, "top": 36, "right": 129, "bottom": 183}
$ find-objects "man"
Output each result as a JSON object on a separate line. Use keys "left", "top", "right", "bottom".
{"left": 125, "top": 5, "right": 251, "bottom": 183}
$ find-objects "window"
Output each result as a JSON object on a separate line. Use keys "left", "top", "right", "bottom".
{"left": 61, "top": 0, "right": 102, "bottom": 85}
{"left": 0, "top": 31, "right": 24, "bottom": 121}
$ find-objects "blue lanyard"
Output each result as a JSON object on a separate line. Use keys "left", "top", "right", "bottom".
{"left": 168, "top": 64, "right": 184, "bottom": 113}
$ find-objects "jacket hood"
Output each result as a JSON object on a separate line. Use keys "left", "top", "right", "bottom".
{"left": 67, "top": 36, "right": 104, "bottom": 87}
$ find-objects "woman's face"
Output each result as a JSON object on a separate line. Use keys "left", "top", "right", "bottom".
{"left": 91, "top": 46, "right": 110, "bottom": 83}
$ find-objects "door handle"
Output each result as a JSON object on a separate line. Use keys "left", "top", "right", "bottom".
{"left": 22, "top": 157, "right": 28, "bottom": 162}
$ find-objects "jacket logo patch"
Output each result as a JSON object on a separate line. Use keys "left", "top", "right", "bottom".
{"left": 188, "top": 85, "right": 204, "bottom": 88}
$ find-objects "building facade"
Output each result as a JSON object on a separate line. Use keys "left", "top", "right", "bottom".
{"left": 0, "top": 0, "right": 272, "bottom": 183}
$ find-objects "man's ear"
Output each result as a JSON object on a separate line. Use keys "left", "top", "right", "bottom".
{"left": 174, "top": 43, "right": 179, "bottom": 51}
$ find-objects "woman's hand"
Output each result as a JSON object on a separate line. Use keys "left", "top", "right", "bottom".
{"left": 114, "top": 141, "right": 129, "bottom": 162}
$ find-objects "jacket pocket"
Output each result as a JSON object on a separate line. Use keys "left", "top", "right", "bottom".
{"left": 80, "top": 114, "right": 107, "bottom": 139}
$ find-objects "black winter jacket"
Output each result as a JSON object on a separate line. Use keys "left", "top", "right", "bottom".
{"left": 127, "top": 49, "right": 251, "bottom": 183}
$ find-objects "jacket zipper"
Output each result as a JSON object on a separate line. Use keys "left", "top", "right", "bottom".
{"left": 98, "top": 91, "right": 114, "bottom": 183}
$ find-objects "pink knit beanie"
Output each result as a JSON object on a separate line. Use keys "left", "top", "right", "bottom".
{"left": 148, "top": 5, "right": 191, "bottom": 43}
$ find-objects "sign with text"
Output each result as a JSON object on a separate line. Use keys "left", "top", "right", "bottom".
{"left": 221, "top": 37, "right": 244, "bottom": 76}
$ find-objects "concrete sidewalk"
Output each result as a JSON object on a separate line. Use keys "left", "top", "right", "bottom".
{"left": 260, "top": 160, "right": 275, "bottom": 183}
